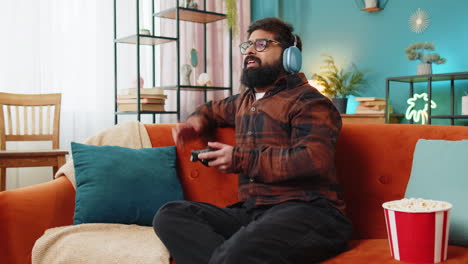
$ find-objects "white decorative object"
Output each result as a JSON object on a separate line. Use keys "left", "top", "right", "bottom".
{"left": 405, "top": 93, "right": 437, "bottom": 124}
{"left": 409, "top": 8, "right": 430, "bottom": 34}
{"left": 417, "top": 63, "right": 432, "bottom": 75}
{"left": 197, "top": 73, "right": 212, "bottom": 86}
{"left": 365, "top": 0, "right": 378, "bottom": 8}
{"left": 462, "top": 95, "right": 468, "bottom": 115}
{"left": 139, "top": 29, "right": 151, "bottom": 35}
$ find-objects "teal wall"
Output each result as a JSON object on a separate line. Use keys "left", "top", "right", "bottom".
{"left": 251, "top": 0, "right": 468, "bottom": 125}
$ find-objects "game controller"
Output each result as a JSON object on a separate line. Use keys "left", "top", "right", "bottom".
{"left": 190, "top": 147, "right": 216, "bottom": 167}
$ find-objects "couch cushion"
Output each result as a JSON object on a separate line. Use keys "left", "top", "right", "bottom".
{"left": 72, "top": 142, "right": 183, "bottom": 226}
{"left": 321, "top": 239, "right": 468, "bottom": 263}
{"left": 32, "top": 224, "right": 169, "bottom": 264}
{"left": 405, "top": 139, "right": 468, "bottom": 246}
{"left": 145, "top": 124, "right": 239, "bottom": 208}
{"left": 334, "top": 124, "right": 468, "bottom": 239}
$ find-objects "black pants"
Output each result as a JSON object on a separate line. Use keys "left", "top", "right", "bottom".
{"left": 153, "top": 198, "right": 352, "bottom": 264}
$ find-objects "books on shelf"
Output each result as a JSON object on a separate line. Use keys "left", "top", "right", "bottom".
{"left": 122, "top": 88, "right": 165, "bottom": 95}
{"left": 355, "top": 97, "right": 385, "bottom": 102}
{"left": 355, "top": 97, "right": 387, "bottom": 114}
{"left": 117, "top": 98, "right": 165, "bottom": 104}
{"left": 117, "top": 88, "right": 167, "bottom": 112}
{"left": 118, "top": 103, "right": 165, "bottom": 112}
{"left": 118, "top": 94, "right": 168, "bottom": 100}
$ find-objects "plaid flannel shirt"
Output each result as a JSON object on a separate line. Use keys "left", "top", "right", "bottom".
{"left": 191, "top": 73, "right": 345, "bottom": 213}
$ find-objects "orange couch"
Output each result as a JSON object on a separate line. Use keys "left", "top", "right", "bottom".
{"left": 1, "top": 123, "right": 468, "bottom": 264}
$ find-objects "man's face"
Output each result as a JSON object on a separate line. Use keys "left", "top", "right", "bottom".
{"left": 240, "top": 29, "right": 285, "bottom": 89}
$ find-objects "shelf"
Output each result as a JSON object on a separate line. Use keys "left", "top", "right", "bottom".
{"left": 431, "top": 115, "right": 468, "bottom": 120}
{"left": 154, "top": 7, "right": 226, "bottom": 24}
{"left": 341, "top": 114, "right": 403, "bottom": 124}
{"left": 361, "top": 7, "right": 383, "bottom": 12}
{"left": 115, "top": 111, "right": 178, "bottom": 115}
{"left": 159, "top": 85, "right": 232, "bottom": 91}
{"left": 386, "top": 71, "right": 468, "bottom": 125}
{"left": 387, "top": 72, "right": 468, "bottom": 83}
{"left": 115, "top": 34, "right": 177, "bottom": 45}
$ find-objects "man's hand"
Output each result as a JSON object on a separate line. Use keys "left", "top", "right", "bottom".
{"left": 198, "top": 142, "right": 234, "bottom": 173}
{"left": 172, "top": 116, "right": 204, "bottom": 147}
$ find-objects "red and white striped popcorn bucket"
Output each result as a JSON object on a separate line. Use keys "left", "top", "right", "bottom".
{"left": 382, "top": 199, "right": 452, "bottom": 263}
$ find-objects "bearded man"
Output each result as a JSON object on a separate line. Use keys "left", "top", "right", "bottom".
{"left": 153, "top": 17, "right": 352, "bottom": 264}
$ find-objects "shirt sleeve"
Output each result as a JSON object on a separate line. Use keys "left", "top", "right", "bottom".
{"left": 231, "top": 95, "right": 342, "bottom": 183}
{"left": 188, "top": 94, "right": 240, "bottom": 132}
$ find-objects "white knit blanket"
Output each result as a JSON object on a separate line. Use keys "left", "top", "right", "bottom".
{"left": 36, "top": 122, "right": 168, "bottom": 263}
{"left": 54, "top": 120, "right": 152, "bottom": 189}
{"left": 32, "top": 223, "right": 170, "bottom": 264}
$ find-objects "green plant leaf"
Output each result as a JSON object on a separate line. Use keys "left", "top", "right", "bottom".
{"left": 225, "top": 0, "right": 238, "bottom": 36}
{"left": 311, "top": 55, "right": 367, "bottom": 98}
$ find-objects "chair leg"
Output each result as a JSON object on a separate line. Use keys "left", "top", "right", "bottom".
{"left": 1, "top": 168, "right": 6, "bottom": 191}
{"left": 53, "top": 155, "right": 67, "bottom": 180}
{"left": 52, "top": 166, "right": 58, "bottom": 180}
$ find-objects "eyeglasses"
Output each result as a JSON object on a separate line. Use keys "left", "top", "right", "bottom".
{"left": 239, "top": 39, "right": 282, "bottom": 54}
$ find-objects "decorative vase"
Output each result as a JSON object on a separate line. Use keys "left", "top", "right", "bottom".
{"left": 332, "top": 98, "right": 348, "bottom": 114}
{"left": 181, "top": 64, "right": 192, "bottom": 85}
{"left": 417, "top": 63, "right": 432, "bottom": 75}
{"left": 365, "top": 0, "right": 378, "bottom": 8}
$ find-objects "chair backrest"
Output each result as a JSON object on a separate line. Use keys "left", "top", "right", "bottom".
{"left": 0, "top": 92, "right": 62, "bottom": 150}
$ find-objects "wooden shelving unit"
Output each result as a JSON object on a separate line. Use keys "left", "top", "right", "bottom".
{"left": 113, "top": 0, "right": 232, "bottom": 123}
{"left": 114, "top": 35, "right": 176, "bottom": 45}
{"left": 154, "top": 7, "right": 226, "bottom": 23}
{"left": 341, "top": 114, "right": 403, "bottom": 124}
{"left": 386, "top": 72, "right": 468, "bottom": 125}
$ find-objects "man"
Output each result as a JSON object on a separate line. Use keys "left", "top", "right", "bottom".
{"left": 153, "top": 17, "right": 352, "bottom": 264}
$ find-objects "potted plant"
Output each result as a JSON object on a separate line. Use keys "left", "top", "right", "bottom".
{"left": 312, "top": 54, "right": 367, "bottom": 113}
{"left": 225, "top": 0, "right": 238, "bottom": 36}
{"left": 405, "top": 42, "right": 446, "bottom": 75}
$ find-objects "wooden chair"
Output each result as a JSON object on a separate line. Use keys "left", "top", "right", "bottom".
{"left": 0, "top": 92, "right": 68, "bottom": 191}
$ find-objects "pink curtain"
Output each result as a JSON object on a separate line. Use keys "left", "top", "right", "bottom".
{"left": 158, "top": 0, "right": 250, "bottom": 122}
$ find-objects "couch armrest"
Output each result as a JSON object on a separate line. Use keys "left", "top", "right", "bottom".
{"left": 0, "top": 176, "right": 75, "bottom": 264}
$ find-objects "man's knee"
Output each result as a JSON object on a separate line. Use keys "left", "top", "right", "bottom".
{"left": 153, "top": 200, "right": 189, "bottom": 236}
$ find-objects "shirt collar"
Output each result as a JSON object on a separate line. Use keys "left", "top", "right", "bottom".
{"left": 247, "top": 72, "right": 308, "bottom": 96}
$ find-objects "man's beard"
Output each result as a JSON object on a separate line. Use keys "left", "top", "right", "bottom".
{"left": 240, "top": 56, "right": 284, "bottom": 89}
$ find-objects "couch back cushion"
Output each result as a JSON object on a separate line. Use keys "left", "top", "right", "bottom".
{"left": 336, "top": 124, "right": 468, "bottom": 239}
{"left": 145, "top": 123, "right": 468, "bottom": 240}
{"left": 145, "top": 124, "right": 238, "bottom": 208}
{"left": 405, "top": 139, "right": 468, "bottom": 246}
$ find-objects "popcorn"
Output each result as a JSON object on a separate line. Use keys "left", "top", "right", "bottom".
{"left": 382, "top": 198, "right": 453, "bottom": 263}
{"left": 383, "top": 198, "right": 451, "bottom": 212}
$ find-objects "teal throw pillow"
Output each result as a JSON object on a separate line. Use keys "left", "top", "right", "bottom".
{"left": 405, "top": 139, "right": 468, "bottom": 246}
{"left": 72, "top": 142, "right": 183, "bottom": 226}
